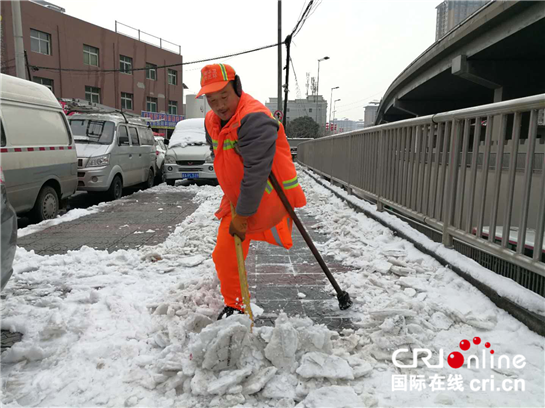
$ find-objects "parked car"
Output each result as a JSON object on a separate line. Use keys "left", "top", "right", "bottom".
{"left": 164, "top": 119, "right": 216, "bottom": 186}
{"left": 1, "top": 168, "right": 17, "bottom": 291}
{"left": 154, "top": 136, "right": 167, "bottom": 184}
{"left": 0, "top": 74, "right": 78, "bottom": 222}
{"left": 69, "top": 113, "right": 157, "bottom": 200}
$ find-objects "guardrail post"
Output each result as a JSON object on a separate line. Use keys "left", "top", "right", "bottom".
{"left": 377, "top": 130, "right": 385, "bottom": 212}
{"left": 442, "top": 119, "right": 462, "bottom": 247}
{"left": 330, "top": 138, "right": 334, "bottom": 179}
{"left": 347, "top": 134, "right": 353, "bottom": 195}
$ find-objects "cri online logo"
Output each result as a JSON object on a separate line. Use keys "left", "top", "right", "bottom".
{"left": 449, "top": 337, "right": 491, "bottom": 368}
{"left": 393, "top": 337, "right": 526, "bottom": 370}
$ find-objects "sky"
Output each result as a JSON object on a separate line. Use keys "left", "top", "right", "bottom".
{"left": 49, "top": 0, "right": 438, "bottom": 121}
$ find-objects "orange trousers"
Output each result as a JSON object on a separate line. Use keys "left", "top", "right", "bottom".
{"left": 212, "top": 214, "right": 294, "bottom": 310}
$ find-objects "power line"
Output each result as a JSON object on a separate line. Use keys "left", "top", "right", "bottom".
{"left": 30, "top": 41, "right": 283, "bottom": 74}
{"left": 291, "top": 0, "right": 314, "bottom": 37}
{"left": 335, "top": 90, "right": 384, "bottom": 110}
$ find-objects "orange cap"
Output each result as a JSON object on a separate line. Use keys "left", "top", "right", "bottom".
{"left": 196, "top": 64, "right": 236, "bottom": 98}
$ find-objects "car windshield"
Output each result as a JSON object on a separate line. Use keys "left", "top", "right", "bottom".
{"left": 70, "top": 119, "right": 115, "bottom": 145}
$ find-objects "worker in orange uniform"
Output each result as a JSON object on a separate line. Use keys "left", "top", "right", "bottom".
{"left": 196, "top": 63, "right": 307, "bottom": 320}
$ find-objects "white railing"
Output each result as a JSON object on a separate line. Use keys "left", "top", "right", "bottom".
{"left": 298, "top": 94, "right": 545, "bottom": 295}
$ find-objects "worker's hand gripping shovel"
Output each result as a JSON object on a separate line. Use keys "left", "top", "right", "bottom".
{"left": 230, "top": 203, "right": 254, "bottom": 328}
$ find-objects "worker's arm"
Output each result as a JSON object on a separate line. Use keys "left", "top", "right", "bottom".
{"left": 236, "top": 112, "right": 278, "bottom": 216}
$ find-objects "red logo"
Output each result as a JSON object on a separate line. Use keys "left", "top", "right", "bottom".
{"left": 448, "top": 337, "right": 494, "bottom": 369}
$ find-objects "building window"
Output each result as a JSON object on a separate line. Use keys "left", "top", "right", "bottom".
{"left": 146, "top": 63, "right": 157, "bottom": 80}
{"left": 30, "top": 29, "right": 51, "bottom": 55}
{"left": 168, "top": 101, "right": 178, "bottom": 115}
{"left": 146, "top": 97, "right": 158, "bottom": 112}
{"left": 168, "top": 69, "right": 177, "bottom": 85}
{"left": 85, "top": 86, "right": 101, "bottom": 104}
{"left": 33, "top": 77, "right": 54, "bottom": 92}
{"left": 120, "top": 55, "right": 132, "bottom": 74}
{"left": 121, "top": 92, "right": 133, "bottom": 110}
{"left": 83, "top": 45, "right": 99, "bottom": 66}
{"left": 309, "top": 108, "right": 313, "bottom": 113}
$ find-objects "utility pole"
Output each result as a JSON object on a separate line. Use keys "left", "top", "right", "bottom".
{"left": 333, "top": 98, "right": 341, "bottom": 132}
{"left": 12, "top": 0, "right": 27, "bottom": 79}
{"left": 277, "top": 0, "right": 282, "bottom": 112}
{"left": 329, "top": 86, "right": 339, "bottom": 133}
{"left": 315, "top": 56, "right": 329, "bottom": 134}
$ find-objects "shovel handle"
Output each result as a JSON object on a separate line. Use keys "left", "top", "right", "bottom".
{"left": 268, "top": 172, "right": 343, "bottom": 295}
{"left": 230, "top": 204, "right": 254, "bottom": 324}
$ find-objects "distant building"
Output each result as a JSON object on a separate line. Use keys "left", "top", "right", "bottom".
{"left": 364, "top": 102, "right": 380, "bottom": 127}
{"left": 185, "top": 94, "right": 210, "bottom": 119}
{"left": 266, "top": 95, "right": 327, "bottom": 129}
{"left": 329, "top": 118, "right": 365, "bottom": 134}
{"left": 435, "top": 0, "right": 489, "bottom": 40}
{"left": 1, "top": 0, "right": 187, "bottom": 137}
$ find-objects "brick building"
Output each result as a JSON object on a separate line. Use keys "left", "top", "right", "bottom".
{"left": 1, "top": 1, "right": 185, "bottom": 119}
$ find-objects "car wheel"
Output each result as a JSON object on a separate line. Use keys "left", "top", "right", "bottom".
{"left": 31, "top": 185, "right": 59, "bottom": 222}
{"left": 166, "top": 179, "right": 175, "bottom": 186}
{"left": 107, "top": 175, "right": 123, "bottom": 201}
{"left": 143, "top": 168, "right": 154, "bottom": 189}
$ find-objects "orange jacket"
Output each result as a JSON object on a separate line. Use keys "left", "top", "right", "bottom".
{"left": 205, "top": 92, "right": 306, "bottom": 233}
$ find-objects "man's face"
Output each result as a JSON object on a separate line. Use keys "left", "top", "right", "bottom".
{"left": 205, "top": 82, "right": 240, "bottom": 122}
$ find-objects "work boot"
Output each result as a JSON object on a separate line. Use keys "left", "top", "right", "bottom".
{"left": 217, "top": 306, "right": 244, "bottom": 320}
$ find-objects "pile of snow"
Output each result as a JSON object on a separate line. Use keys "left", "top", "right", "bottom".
{"left": 169, "top": 118, "right": 206, "bottom": 148}
{"left": 1, "top": 169, "right": 543, "bottom": 407}
{"left": 145, "top": 311, "right": 377, "bottom": 407}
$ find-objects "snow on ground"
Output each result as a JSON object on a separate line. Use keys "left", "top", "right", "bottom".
{"left": 1, "top": 173, "right": 543, "bottom": 407}
{"left": 17, "top": 202, "right": 108, "bottom": 238}
{"left": 17, "top": 182, "right": 196, "bottom": 239}
{"left": 300, "top": 168, "right": 545, "bottom": 318}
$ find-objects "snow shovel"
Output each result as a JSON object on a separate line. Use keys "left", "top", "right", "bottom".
{"left": 230, "top": 203, "right": 254, "bottom": 326}
{"left": 268, "top": 172, "right": 353, "bottom": 310}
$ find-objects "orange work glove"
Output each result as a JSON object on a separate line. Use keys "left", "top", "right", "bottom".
{"left": 229, "top": 214, "right": 249, "bottom": 241}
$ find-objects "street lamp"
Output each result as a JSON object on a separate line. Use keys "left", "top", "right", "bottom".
{"left": 315, "top": 56, "right": 330, "bottom": 131}
{"left": 333, "top": 98, "right": 341, "bottom": 133}
{"left": 329, "top": 86, "right": 339, "bottom": 131}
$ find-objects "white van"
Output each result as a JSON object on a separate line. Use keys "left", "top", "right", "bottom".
{"left": 0, "top": 74, "right": 77, "bottom": 222}
{"left": 69, "top": 113, "right": 157, "bottom": 199}
{"left": 163, "top": 118, "right": 216, "bottom": 186}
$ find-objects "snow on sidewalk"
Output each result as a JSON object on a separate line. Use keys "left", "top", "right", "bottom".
{"left": 17, "top": 202, "right": 108, "bottom": 238}
{"left": 1, "top": 174, "right": 543, "bottom": 407}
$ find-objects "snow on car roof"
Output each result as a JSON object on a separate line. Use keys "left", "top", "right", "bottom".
{"left": 169, "top": 118, "right": 206, "bottom": 148}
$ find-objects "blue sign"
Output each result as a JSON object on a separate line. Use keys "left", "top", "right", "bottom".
{"left": 141, "top": 111, "right": 184, "bottom": 129}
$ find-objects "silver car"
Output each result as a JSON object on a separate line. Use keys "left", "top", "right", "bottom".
{"left": 1, "top": 168, "right": 17, "bottom": 291}
{"left": 164, "top": 119, "right": 216, "bottom": 186}
{"left": 69, "top": 114, "right": 157, "bottom": 199}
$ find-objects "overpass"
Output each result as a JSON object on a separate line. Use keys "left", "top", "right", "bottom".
{"left": 296, "top": 2, "right": 545, "bottom": 332}
{"left": 376, "top": 1, "right": 545, "bottom": 124}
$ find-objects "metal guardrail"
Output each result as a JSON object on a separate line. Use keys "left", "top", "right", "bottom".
{"left": 298, "top": 94, "right": 545, "bottom": 296}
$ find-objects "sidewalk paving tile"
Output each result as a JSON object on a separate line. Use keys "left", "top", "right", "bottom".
{"left": 248, "top": 208, "right": 354, "bottom": 331}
